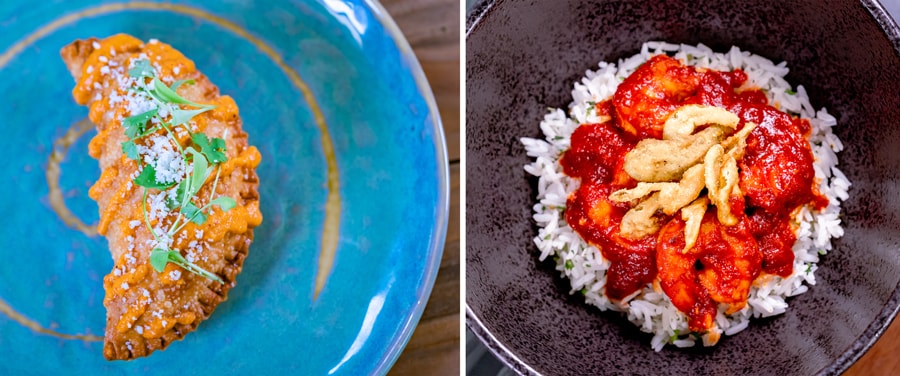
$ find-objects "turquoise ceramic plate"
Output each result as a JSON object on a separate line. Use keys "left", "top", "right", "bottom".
{"left": 0, "top": 0, "right": 448, "bottom": 374}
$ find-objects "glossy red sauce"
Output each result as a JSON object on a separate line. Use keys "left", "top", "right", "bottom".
{"left": 559, "top": 55, "right": 827, "bottom": 330}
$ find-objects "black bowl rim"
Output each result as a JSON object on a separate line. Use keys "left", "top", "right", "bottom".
{"left": 464, "top": 0, "right": 900, "bottom": 375}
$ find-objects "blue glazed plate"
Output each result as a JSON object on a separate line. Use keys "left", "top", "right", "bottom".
{"left": 0, "top": 0, "right": 448, "bottom": 374}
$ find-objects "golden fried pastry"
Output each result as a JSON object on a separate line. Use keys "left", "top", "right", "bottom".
{"left": 61, "top": 34, "right": 262, "bottom": 360}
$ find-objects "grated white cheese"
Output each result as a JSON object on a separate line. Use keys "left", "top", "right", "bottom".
{"left": 150, "top": 227, "right": 174, "bottom": 250}
{"left": 99, "top": 66, "right": 110, "bottom": 75}
{"left": 108, "top": 90, "right": 122, "bottom": 105}
{"left": 135, "top": 325, "right": 143, "bottom": 334}
{"left": 92, "top": 41, "right": 100, "bottom": 49}
{"left": 129, "top": 220, "right": 141, "bottom": 229}
{"left": 98, "top": 55, "right": 108, "bottom": 63}
{"left": 170, "top": 270, "right": 182, "bottom": 281}
{"left": 124, "top": 90, "right": 156, "bottom": 116}
{"left": 86, "top": 65, "right": 94, "bottom": 74}
{"left": 145, "top": 191, "right": 166, "bottom": 221}
{"left": 121, "top": 282, "right": 129, "bottom": 290}
{"left": 136, "top": 135, "right": 188, "bottom": 185}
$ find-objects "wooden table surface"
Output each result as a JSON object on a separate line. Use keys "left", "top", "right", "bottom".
{"left": 381, "top": 0, "right": 460, "bottom": 375}
{"left": 846, "top": 316, "right": 900, "bottom": 375}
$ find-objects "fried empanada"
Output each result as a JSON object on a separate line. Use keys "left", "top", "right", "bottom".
{"left": 61, "top": 34, "right": 262, "bottom": 360}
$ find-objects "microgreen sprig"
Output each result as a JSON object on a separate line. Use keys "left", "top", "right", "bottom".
{"left": 123, "top": 58, "right": 236, "bottom": 283}
{"left": 149, "top": 248, "right": 223, "bottom": 283}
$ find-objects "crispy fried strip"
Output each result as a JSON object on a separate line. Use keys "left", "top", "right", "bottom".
{"left": 680, "top": 197, "right": 709, "bottom": 253}
{"left": 624, "top": 126, "right": 726, "bottom": 182}
{"left": 610, "top": 164, "right": 705, "bottom": 216}
{"left": 620, "top": 193, "right": 663, "bottom": 240}
{"left": 662, "top": 104, "right": 740, "bottom": 140}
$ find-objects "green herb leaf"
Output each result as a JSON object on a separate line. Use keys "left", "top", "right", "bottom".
{"left": 122, "top": 109, "right": 158, "bottom": 139}
{"left": 211, "top": 137, "right": 227, "bottom": 156}
{"left": 168, "top": 251, "right": 223, "bottom": 283}
{"left": 585, "top": 101, "right": 598, "bottom": 118}
{"left": 181, "top": 202, "right": 207, "bottom": 225}
{"left": 187, "top": 148, "right": 211, "bottom": 197}
{"left": 134, "top": 124, "right": 163, "bottom": 140}
{"left": 785, "top": 89, "right": 796, "bottom": 95}
{"left": 133, "top": 165, "right": 176, "bottom": 190}
{"left": 122, "top": 140, "right": 140, "bottom": 161}
{"left": 170, "top": 107, "right": 213, "bottom": 128}
{"left": 192, "top": 133, "right": 228, "bottom": 164}
{"left": 167, "top": 251, "right": 188, "bottom": 264}
{"left": 564, "top": 260, "right": 574, "bottom": 270}
{"left": 169, "top": 79, "right": 194, "bottom": 91}
{"left": 149, "top": 248, "right": 171, "bottom": 272}
{"left": 150, "top": 77, "right": 214, "bottom": 109}
{"left": 167, "top": 180, "right": 188, "bottom": 209}
{"left": 148, "top": 248, "right": 223, "bottom": 283}
{"left": 128, "top": 59, "right": 156, "bottom": 78}
{"left": 209, "top": 196, "right": 236, "bottom": 212}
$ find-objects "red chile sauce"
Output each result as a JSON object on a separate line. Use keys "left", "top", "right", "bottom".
{"left": 559, "top": 55, "right": 827, "bottom": 330}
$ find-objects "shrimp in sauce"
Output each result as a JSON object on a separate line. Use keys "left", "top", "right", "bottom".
{"left": 561, "top": 55, "right": 826, "bottom": 332}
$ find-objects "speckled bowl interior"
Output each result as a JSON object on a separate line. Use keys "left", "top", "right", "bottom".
{"left": 465, "top": 0, "right": 900, "bottom": 375}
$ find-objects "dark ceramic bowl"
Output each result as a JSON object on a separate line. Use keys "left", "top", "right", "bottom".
{"left": 465, "top": 0, "right": 900, "bottom": 375}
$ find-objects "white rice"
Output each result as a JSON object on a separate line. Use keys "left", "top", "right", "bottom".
{"left": 521, "top": 42, "right": 848, "bottom": 351}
